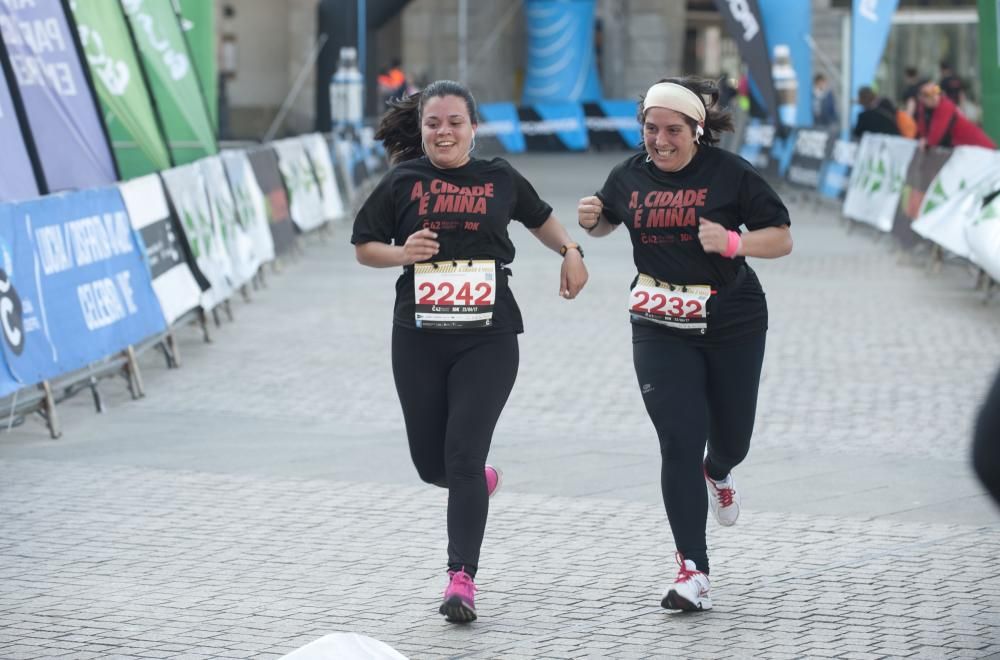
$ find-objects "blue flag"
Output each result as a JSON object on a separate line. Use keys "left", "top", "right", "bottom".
{"left": 851, "top": 0, "right": 899, "bottom": 115}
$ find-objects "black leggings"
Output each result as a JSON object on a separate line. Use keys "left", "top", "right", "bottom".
{"left": 391, "top": 326, "right": 519, "bottom": 577}
{"left": 973, "top": 367, "right": 1000, "bottom": 507}
{"left": 632, "top": 327, "right": 767, "bottom": 575}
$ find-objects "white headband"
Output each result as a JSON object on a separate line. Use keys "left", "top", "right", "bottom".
{"left": 642, "top": 82, "right": 706, "bottom": 124}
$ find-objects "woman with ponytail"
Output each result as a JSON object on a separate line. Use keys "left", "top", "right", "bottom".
{"left": 577, "top": 76, "right": 792, "bottom": 612}
{"left": 352, "top": 80, "right": 588, "bottom": 623}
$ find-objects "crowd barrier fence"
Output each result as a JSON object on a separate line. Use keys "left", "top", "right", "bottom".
{"left": 0, "top": 128, "right": 388, "bottom": 438}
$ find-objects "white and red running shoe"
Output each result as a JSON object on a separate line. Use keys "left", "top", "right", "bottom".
{"left": 704, "top": 465, "right": 740, "bottom": 526}
{"left": 661, "top": 553, "right": 712, "bottom": 611}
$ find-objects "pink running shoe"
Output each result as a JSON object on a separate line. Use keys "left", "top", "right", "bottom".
{"left": 439, "top": 569, "right": 477, "bottom": 622}
{"left": 661, "top": 552, "right": 712, "bottom": 611}
{"left": 485, "top": 465, "right": 503, "bottom": 498}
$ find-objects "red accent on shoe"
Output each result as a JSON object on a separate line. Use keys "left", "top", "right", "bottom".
{"left": 704, "top": 465, "right": 734, "bottom": 507}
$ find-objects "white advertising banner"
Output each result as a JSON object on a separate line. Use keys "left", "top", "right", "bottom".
{"left": 912, "top": 148, "right": 1000, "bottom": 259}
{"left": 332, "top": 135, "right": 358, "bottom": 202}
{"left": 300, "top": 133, "right": 346, "bottom": 223}
{"left": 161, "top": 163, "right": 234, "bottom": 309}
{"left": 220, "top": 149, "right": 275, "bottom": 265}
{"left": 966, "top": 184, "right": 1000, "bottom": 283}
{"left": 199, "top": 155, "right": 260, "bottom": 287}
{"left": 272, "top": 137, "right": 325, "bottom": 232}
{"left": 843, "top": 134, "right": 918, "bottom": 231}
{"left": 119, "top": 175, "right": 201, "bottom": 324}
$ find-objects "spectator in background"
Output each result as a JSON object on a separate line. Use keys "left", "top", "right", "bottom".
{"left": 718, "top": 72, "right": 738, "bottom": 110}
{"left": 376, "top": 59, "right": 409, "bottom": 107}
{"left": 916, "top": 81, "right": 996, "bottom": 148}
{"left": 853, "top": 86, "right": 899, "bottom": 139}
{"left": 938, "top": 61, "right": 966, "bottom": 106}
{"left": 812, "top": 73, "right": 838, "bottom": 130}
{"left": 900, "top": 66, "right": 922, "bottom": 116}
{"left": 887, "top": 96, "right": 918, "bottom": 138}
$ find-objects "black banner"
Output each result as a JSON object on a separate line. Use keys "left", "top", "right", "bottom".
{"left": 891, "top": 147, "right": 952, "bottom": 249}
{"left": 582, "top": 102, "right": 634, "bottom": 151}
{"left": 786, "top": 129, "right": 830, "bottom": 189}
{"left": 714, "top": 0, "right": 778, "bottom": 126}
{"left": 248, "top": 147, "right": 297, "bottom": 256}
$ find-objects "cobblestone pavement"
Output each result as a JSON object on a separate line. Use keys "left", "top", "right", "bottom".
{"left": 2, "top": 153, "right": 999, "bottom": 659}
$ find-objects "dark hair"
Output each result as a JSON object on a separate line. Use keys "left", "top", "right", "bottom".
{"left": 813, "top": 73, "right": 826, "bottom": 83}
{"left": 636, "top": 76, "right": 734, "bottom": 146}
{"left": 374, "top": 80, "right": 479, "bottom": 164}
{"left": 904, "top": 66, "right": 918, "bottom": 78}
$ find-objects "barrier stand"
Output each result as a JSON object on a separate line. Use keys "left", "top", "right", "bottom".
{"left": 976, "top": 268, "right": 990, "bottom": 291}
{"left": 198, "top": 307, "right": 213, "bottom": 342}
{"left": 983, "top": 279, "right": 996, "bottom": 305}
{"left": 927, "top": 244, "right": 944, "bottom": 274}
{"left": 224, "top": 299, "right": 234, "bottom": 322}
{"left": 241, "top": 284, "right": 251, "bottom": 303}
{"left": 156, "top": 329, "right": 180, "bottom": 369}
{"left": 124, "top": 346, "right": 145, "bottom": 400}
{"left": 39, "top": 381, "right": 60, "bottom": 439}
{"left": 86, "top": 376, "right": 103, "bottom": 413}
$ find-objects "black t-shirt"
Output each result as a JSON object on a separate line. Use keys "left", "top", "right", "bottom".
{"left": 351, "top": 156, "right": 553, "bottom": 333}
{"left": 596, "top": 147, "right": 790, "bottom": 342}
{"left": 853, "top": 108, "right": 900, "bottom": 139}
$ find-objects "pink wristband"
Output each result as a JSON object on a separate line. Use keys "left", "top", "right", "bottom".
{"left": 722, "top": 230, "right": 741, "bottom": 258}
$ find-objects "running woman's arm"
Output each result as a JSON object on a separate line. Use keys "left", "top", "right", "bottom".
{"left": 698, "top": 219, "right": 792, "bottom": 259}
{"left": 577, "top": 195, "right": 617, "bottom": 237}
{"left": 355, "top": 228, "right": 440, "bottom": 267}
{"left": 528, "top": 215, "right": 589, "bottom": 299}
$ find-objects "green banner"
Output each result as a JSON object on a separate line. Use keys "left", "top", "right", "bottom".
{"left": 177, "top": 0, "right": 217, "bottom": 131}
{"left": 980, "top": 0, "right": 1000, "bottom": 144}
{"left": 123, "top": 0, "right": 216, "bottom": 165}
{"left": 70, "top": 0, "right": 171, "bottom": 178}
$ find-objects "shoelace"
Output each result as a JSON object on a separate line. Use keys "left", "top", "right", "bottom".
{"left": 446, "top": 570, "right": 478, "bottom": 597}
{"left": 674, "top": 552, "right": 700, "bottom": 583}
{"left": 713, "top": 481, "right": 734, "bottom": 507}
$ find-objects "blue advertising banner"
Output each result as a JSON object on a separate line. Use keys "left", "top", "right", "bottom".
{"left": 0, "top": 187, "right": 166, "bottom": 390}
{"left": 757, "top": 0, "right": 812, "bottom": 126}
{"left": 0, "top": 0, "right": 117, "bottom": 192}
{"left": 520, "top": 103, "right": 587, "bottom": 152}
{"left": 738, "top": 118, "right": 775, "bottom": 171}
{"left": 851, "top": 0, "right": 899, "bottom": 120}
{"left": 522, "top": 0, "right": 601, "bottom": 104}
{"left": 478, "top": 102, "right": 525, "bottom": 153}
{"left": 818, "top": 139, "right": 857, "bottom": 199}
{"left": 0, "top": 61, "right": 39, "bottom": 203}
{"left": 586, "top": 100, "right": 641, "bottom": 150}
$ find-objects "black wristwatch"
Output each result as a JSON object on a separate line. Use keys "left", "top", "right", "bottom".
{"left": 559, "top": 243, "right": 584, "bottom": 258}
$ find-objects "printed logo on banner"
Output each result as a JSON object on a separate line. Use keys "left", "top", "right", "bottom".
{"left": 121, "top": 0, "right": 189, "bottom": 80}
{"left": 0, "top": 268, "right": 25, "bottom": 356}
{"left": 851, "top": 149, "right": 899, "bottom": 195}
{"left": 786, "top": 129, "right": 829, "bottom": 188}
{"left": 75, "top": 24, "right": 131, "bottom": 96}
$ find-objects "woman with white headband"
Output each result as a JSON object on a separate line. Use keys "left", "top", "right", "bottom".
{"left": 577, "top": 76, "right": 792, "bottom": 611}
